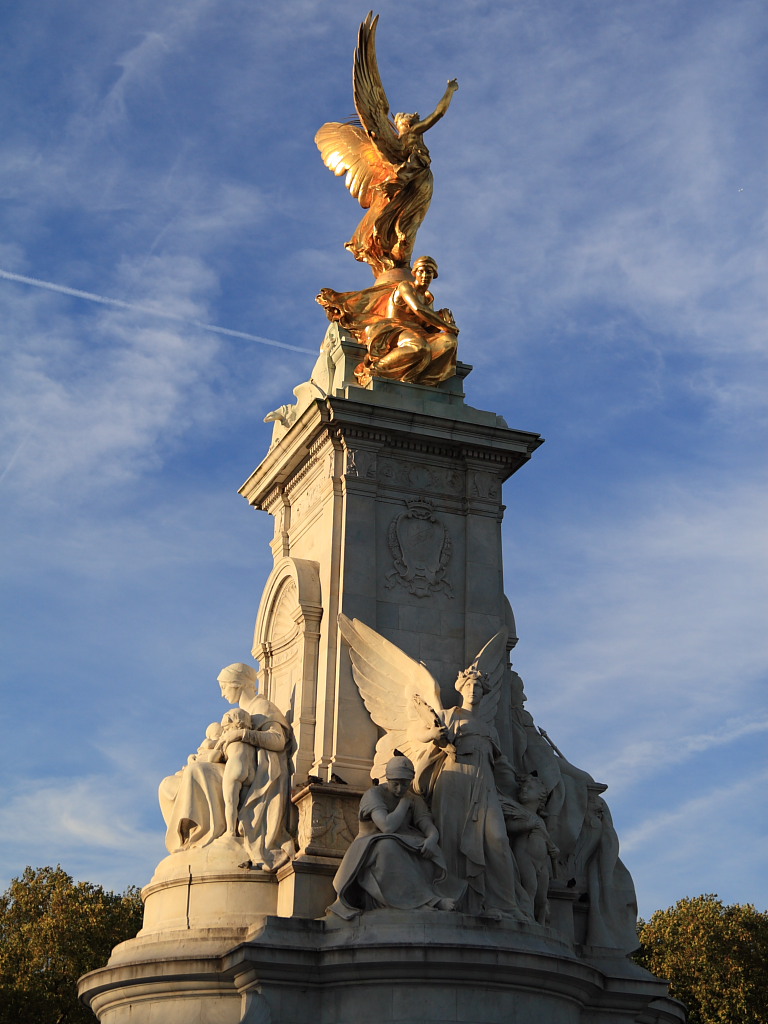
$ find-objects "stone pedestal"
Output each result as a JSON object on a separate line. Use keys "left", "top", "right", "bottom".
{"left": 275, "top": 781, "right": 365, "bottom": 918}
{"left": 78, "top": 328, "right": 684, "bottom": 1024}
{"left": 81, "top": 911, "right": 685, "bottom": 1024}
{"left": 242, "top": 328, "right": 542, "bottom": 790}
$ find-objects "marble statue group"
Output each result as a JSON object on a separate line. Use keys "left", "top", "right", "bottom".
{"left": 159, "top": 662, "right": 294, "bottom": 872}
{"left": 331, "top": 615, "right": 638, "bottom": 948}
{"left": 158, "top": 616, "right": 638, "bottom": 953}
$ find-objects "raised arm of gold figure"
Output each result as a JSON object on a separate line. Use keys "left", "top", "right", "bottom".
{"left": 315, "top": 12, "right": 458, "bottom": 278}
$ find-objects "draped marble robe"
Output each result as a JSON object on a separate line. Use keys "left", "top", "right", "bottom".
{"left": 329, "top": 785, "right": 449, "bottom": 919}
{"left": 414, "top": 706, "right": 524, "bottom": 917}
{"left": 159, "top": 693, "right": 293, "bottom": 871}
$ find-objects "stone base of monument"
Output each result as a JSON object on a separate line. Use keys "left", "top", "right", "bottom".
{"left": 140, "top": 836, "right": 279, "bottom": 937}
{"left": 80, "top": 910, "right": 685, "bottom": 1024}
{"left": 78, "top": 327, "right": 687, "bottom": 1023}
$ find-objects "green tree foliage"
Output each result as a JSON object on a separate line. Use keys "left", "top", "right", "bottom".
{"left": 0, "top": 865, "right": 143, "bottom": 1024}
{"left": 635, "top": 894, "right": 768, "bottom": 1024}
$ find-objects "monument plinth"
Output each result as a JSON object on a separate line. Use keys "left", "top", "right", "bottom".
{"left": 241, "top": 327, "right": 542, "bottom": 799}
{"left": 79, "top": 13, "right": 685, "bottom": 1024}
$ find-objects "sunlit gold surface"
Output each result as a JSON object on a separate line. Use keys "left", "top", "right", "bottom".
{"left": 317, "top": 256, "right": 458, "bottom": 387}
{"left": 315, "top": 12, "right": 458, "bottom": 278}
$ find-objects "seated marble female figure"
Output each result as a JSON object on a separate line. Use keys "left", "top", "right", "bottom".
{"left": 158, "top": 663, "right": 294, "bottom": 871}
{"left": 329, "top": 756, "right": 456, "bottom": 919}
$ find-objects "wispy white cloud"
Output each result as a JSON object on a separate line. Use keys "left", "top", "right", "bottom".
{"left": 620, "top": 765, "right": 768, "bottom": 915}
{"left": 622, "top": 766, "right": 768, "bottom": 855}
{"left": 0, "top": 251, "right": 310, "bottom": 500}
{"left": 509, "top": 476, "right": 768, "bottom": 773}
{"left": 602, "top": 715, "right": 768, "bottom": 792}
{"left": 0, "top": 775, "right": 164, "bottom": 891}
{"left": 0, "top": 254, "right": 218, "bottom": 491}
{"left": 1, "top": 488, "right": 266, "bottom": 581}
{"left": 0, "top": 267, "right": 313, "bottom": 352}
{"left": 432, "top": 2, "right": 768, "bottom": 401}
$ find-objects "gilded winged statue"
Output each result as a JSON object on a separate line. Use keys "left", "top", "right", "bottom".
{"left": 339, "top": 614, "right": 527, "bottom": 918}
{"left": 316, "top": 13, "right": 458, "bottom": 278}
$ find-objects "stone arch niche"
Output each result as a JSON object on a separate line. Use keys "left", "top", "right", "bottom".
{"left": 253, "top": 556, "right": 322, "bottom": 783}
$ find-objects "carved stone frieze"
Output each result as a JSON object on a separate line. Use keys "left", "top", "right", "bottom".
{"left": 344, "top": 447, "right": 377, "bottom": 479}
{"left": 385, "top": 497, "right": 453, "bottom": 598}
{"left": 292, "top": 783, "right": 365, "bottom": 860}
{"left": 468, "top": 468, "right": 501, "bottom": 501}
{"left": 378, "top": 458, "right": 463, "bottom": 496}
{"left": 290, "top": 474, "right": 327, "bottom": 525}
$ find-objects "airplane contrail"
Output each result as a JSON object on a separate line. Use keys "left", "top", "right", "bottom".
{"left": 0, "top": 442, "right": 24, "bottom": 485}
{"left": 0, "top": 268, "right": 317, "bottom": 355}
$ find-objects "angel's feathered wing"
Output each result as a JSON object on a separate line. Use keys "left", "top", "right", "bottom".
{"left": 315, "top": 12, "right": 404, "bottom": 209}
{"left": 472, "top": 629, "right": 509, "bottom": 728}
{"left": 338, "top": 613, "right": 443, "bottom": 779}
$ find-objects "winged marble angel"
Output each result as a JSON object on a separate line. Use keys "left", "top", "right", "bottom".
{"left": 339, "top": 614, "right": 528, "bottom": 921}
{"left": 315, "top": 12, "right": 458, "bottom": 277}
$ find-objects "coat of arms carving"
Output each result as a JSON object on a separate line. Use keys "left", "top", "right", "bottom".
{"left": 385, "top": 498, "right": 453, "bottom": 598}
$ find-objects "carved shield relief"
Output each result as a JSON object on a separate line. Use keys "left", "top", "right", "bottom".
{"left": 385, "top": 498, "right": 453, "bottom": 598}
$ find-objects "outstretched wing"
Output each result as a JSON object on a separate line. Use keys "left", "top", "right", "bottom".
{"left": 315, "top": 122, "right": 391, "bottom": 209}
{"left": 339, "top": 613, "right": 443, "bottom": 730}
{"left": 315, "top": 14, "right": 403, "bottom": 209}
{"left": 352, "top": 12, "right": 402, "bottom": 166}
{"left": 339, "top": 613, "right": 443, "bottom": 778}
{"left": 472, "top": 629, "right": 509, "bottom": 727}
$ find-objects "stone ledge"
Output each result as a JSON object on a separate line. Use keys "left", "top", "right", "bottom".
{"left": 79, "top": 912, "right": 686, "bottom": 1024}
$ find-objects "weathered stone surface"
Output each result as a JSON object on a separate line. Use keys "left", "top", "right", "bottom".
{"left": 293, "top": 782, "right": 364, "bottom": 860}
{"left": 239, "top": 326, "right": 542, "bottom": 790}
{"left": 80, "top": 912, "right": 685, "bottom": 1024}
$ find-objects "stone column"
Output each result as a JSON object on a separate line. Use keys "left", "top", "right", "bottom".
{"left": 239, "top": 329, "right": 543, "bottom": 789}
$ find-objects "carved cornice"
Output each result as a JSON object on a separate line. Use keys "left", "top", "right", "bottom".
{"left": 285, "top": 457, "right": 328, "bottom": 498}
{"left": 327, "top": 424, "right": 538, "bottom": 468}
{"left": 307, "top": 433, "right": 336, "bottom": 462}
{"left": 262, "top": 485, "right": 286, "bottom": 513}
{"left": 328, "top": 425, "right": 390, "bottom": 446}
{"left": 239, "top": 394, "right": 543, "bottom": 510}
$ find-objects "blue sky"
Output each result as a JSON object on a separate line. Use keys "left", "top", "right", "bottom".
{"left": 0, "top": 0, "right": 766, "bottom": 919}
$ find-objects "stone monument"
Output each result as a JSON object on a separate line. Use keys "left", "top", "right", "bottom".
{"left": 79, "top": 14, "right": 686, "bottom": 1024}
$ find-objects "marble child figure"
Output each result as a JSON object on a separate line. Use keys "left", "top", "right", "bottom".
{"left": 329, "top": 755, "right": 456, "bottom": 919}
{"left": 502, "top": 774, "right": 558, "bottom": 925}
{"left": 188, "top": 722, "right": 224, "bottom": 764}
{"left": 214, "top": 708, "right": 259, "bottom": 838}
